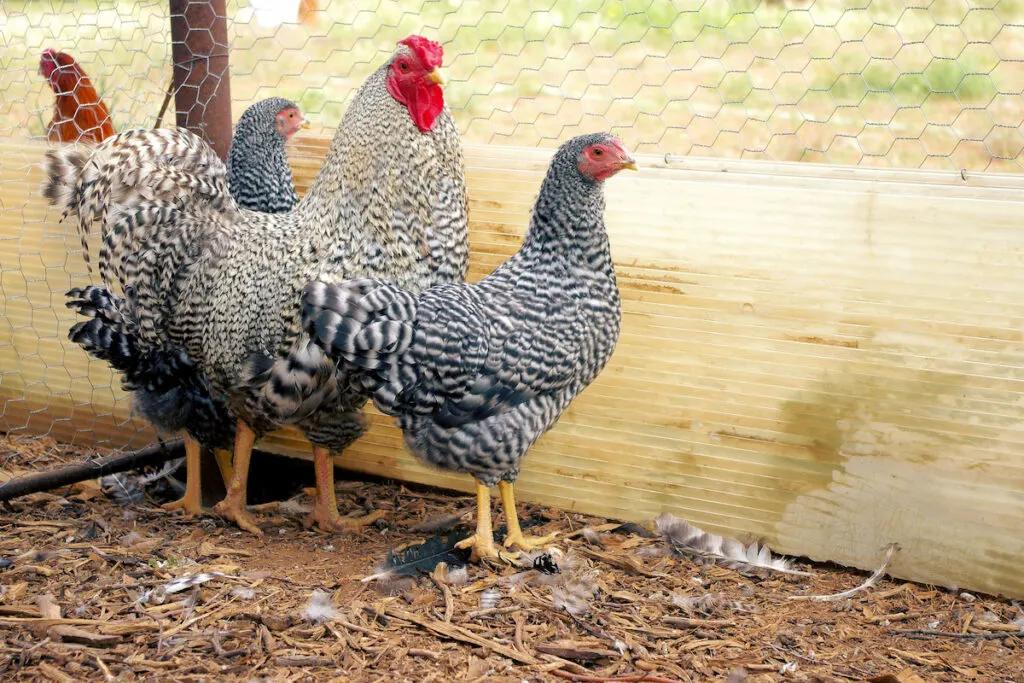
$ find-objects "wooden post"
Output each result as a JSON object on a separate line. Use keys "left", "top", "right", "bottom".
{"left": 168, "top": 0, "right": 232, "bottom": 161}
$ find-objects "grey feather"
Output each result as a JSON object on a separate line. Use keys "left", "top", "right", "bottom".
{"left": 100, "top": 473, "right": 145, "bottom": 506}
{"left": 137, "top": 457, "right": 185, "bottom": 485}
{"left": 655, "top": 513, "right": 813, "bottom": 577}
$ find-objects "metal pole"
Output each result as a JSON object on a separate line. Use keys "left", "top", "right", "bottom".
{"left": 168, "top": 0, "right": 232, "bottom": 161}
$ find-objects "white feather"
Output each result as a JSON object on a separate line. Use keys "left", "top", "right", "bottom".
{"left": 789, "top": 544, "right": 898, "bottom": 601}
{"left": 302, "top": 589, "right": 338, "bottom": 623}
{"left": 478, "top": 587, "right": 501, "bottom": 610}
{"left": 137, "top": 572, "right": 224, "bottom": 605}
{"left": 138, "top": 457, "right": 186, "bottom": 485}
{"left": 230, "top": 586, "right": 257, "bottom": 601}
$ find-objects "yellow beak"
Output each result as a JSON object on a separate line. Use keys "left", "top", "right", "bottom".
{"left": 300, "top": 116, "right": 311, "bottom": 130}
{"left": 427, "top": 68, "right": 447, "bottom": 86}
{"left": 622, "top": 159, "right": 639, "bottom": 171}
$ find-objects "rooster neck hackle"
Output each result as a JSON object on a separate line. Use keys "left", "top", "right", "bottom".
{"left": 291, "top": 49, "right": 464, "bottom": 289}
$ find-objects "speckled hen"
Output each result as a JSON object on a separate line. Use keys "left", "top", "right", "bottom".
{"left": 59, "top": 97, "right": 308, "bottom": 514}
{"left": 301, "top": 133, "right": 634, "bottom": 560}
{"left": 45, "top": 36, "right": 468, "bottom": 534}
{"left": 227, "top": 97, "right": 306, "bottom": 213}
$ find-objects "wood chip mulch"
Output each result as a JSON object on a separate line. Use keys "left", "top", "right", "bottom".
{"left": 0, "top": 434, "right": 1021, "bottom": 682}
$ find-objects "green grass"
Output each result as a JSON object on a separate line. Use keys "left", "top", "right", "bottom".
{"left": 2, "top": 0, "right": 1023, "bottom": 170}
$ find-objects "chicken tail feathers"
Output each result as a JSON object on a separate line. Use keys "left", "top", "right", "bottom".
{"left": 42, "top": 146, "right": 92, "bottom": 268}
{"left": 42, "top": 128, "right": 234, "bottom": 290}
{"left": 65, "top": 286, "right": 234, "bottom": 450}
{"left": 301, "top": 278, "right": 419, "bottom": 413}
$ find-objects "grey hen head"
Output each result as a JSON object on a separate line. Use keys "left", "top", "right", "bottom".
{"left": 226, "top": 97, "right": 304, "bottom": 214}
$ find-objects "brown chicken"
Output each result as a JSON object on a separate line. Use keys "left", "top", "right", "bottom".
{"left": 39, "top": 49, "right": 115, "bottom": 144}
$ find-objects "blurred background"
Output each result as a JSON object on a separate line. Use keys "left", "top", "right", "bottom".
{"left": 3, "top": 0, "right": 1024, "bottom": 171}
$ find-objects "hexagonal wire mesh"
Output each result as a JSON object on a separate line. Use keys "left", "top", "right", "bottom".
{"left": 2, "top": 0, "right": 1024, "bottom": 468}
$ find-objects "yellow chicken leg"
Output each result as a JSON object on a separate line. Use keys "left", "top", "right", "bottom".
{"left": 455, "top": 481, "right": 502, "bottom": 562}
{"left": 213, "top": 421, "right": 262, "bottom": 536}
{"left": 304, "top": 446, "right": 386, "bottom": 532}
{"left": 161, "top": 435, "right": 204, "bottom": 516}
{"left": 213, "top": 448, "right": 233, "bottom": 485}
{"left": 499, "top": 480, "right": 558, "bottom": 552}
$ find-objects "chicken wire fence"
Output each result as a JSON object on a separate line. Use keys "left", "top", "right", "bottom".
{"left": 3, "top": 0, "right": 1024, "bottom": 462}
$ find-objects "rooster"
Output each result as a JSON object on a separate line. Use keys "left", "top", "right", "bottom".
{"left": 45, "top": 36, "right": 468, "bottom": 534}
{"left": 301, "top": 133, "right": 634, "bottom": 560}
{"left": 61, "top": 97, "right": 309, "bottom": 514}
{"left": 39, "top": 49, "right": 116, "bottom": 144}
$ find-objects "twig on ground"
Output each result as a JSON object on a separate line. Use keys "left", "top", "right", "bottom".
{"left": 0, "top": 440, "right": 184, "bottom": 502}
{"left": 549, "top": 671, "right": 681, "bottom": 683}
{"left": 893, "top": 629, "right": 1020, "bottom": 641}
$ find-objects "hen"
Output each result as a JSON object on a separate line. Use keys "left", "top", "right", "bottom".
{"left": 301, "top": 133, "right": 634, "bottom": 560}
{"left": 45, "top": 36, "right": 468, "bottom": 534}
{"left": 227, "top": 97, "right": 307, "bottom": 213}
{"left": 39, "top": 48, "right": 115, "bottom": 144}
{"left": 61, "top": 97, "right": 308, "bottom": 513}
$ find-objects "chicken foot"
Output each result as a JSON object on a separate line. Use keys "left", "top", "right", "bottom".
{"left": 454, "top": 481, "right": 503, "bottom": 562}
{"left": 161, "top": 436, "right": 233, "bottom": 517}
{"left": 213, "top": 421, "right": 263, "bottom": 536}
{"left": 161, "top": 435, "right": 204, "bottom": 516}
{"left": 498, "top": 480, "right": 558, "bottom": 552}
{"left": 303, "top": 447, "right": 387, "bottom": 532}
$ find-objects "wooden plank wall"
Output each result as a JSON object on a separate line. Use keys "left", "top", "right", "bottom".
{"left": 2, "top": 135, "right": 1023, "bottom": 598}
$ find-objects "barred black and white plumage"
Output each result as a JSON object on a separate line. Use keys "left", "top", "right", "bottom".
{"left": 45, "top": 36, "right": 469, "bottom": 534}
{"left": 302, "top": 133, "right": 634, "bottom": 561}
{"left": 226, "top": 97, "right": 304, "bottom": 214}
{"left": 64, "top": 285, "right": 235, "bottom": 450}
{"left": 55, "top": 99, "right": 305, "bottom": 456}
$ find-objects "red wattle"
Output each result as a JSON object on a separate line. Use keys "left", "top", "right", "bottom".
{"left": 389, "top": 77, "right": 443, "bottom": 133}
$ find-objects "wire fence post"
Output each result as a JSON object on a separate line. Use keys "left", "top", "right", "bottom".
{"left": 168, "top": 0, "right": 232, "bottom": 160}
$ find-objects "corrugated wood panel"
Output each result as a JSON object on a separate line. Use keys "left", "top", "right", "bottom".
{"left": 2, "top": 135, "right": 1023, "bottom": 597}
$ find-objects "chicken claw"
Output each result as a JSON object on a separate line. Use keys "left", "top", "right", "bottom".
{"left": 455, "top": 532, "right": 504, "bottom": 563}
{"left": 503, "top": 529, "right": 559, "bottom": 553}
{"left": 456, "top": 481, "right": 519, "bottom": 563}
{"left": 214, "top": 422, "right": 262, "bottom": 535}
{"left": 304, "top": 507, "right": 387, "bottom": 533}
{"left": 498, "top": 481, "right": 557, "bottom": 553}
{"left": 214, "top": 496, "right": 263, "bottom": 536}
{"left": 162, "top": 495, "right": 205, "bottom": 517}
{"left": 306, "top": 447, "right": 387, "bottom": 533}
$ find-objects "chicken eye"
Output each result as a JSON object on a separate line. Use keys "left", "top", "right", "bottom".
{"left": 593, "top": 148, "right": 603, "bottom": 157}
{"left": 400, "top": 61, "right": 409, "bottom": 71}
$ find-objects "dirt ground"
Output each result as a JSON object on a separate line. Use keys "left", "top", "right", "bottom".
{"left": 0, "top": 435, "right": 1021, "bottom": 683}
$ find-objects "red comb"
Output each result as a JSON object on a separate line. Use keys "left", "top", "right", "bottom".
{"left": 398, "top": 35, "right": 443, "bottom": 70}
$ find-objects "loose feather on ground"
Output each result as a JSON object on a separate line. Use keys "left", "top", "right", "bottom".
{"left": 656, "top": 512, "right": 813, "bottom": 577}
